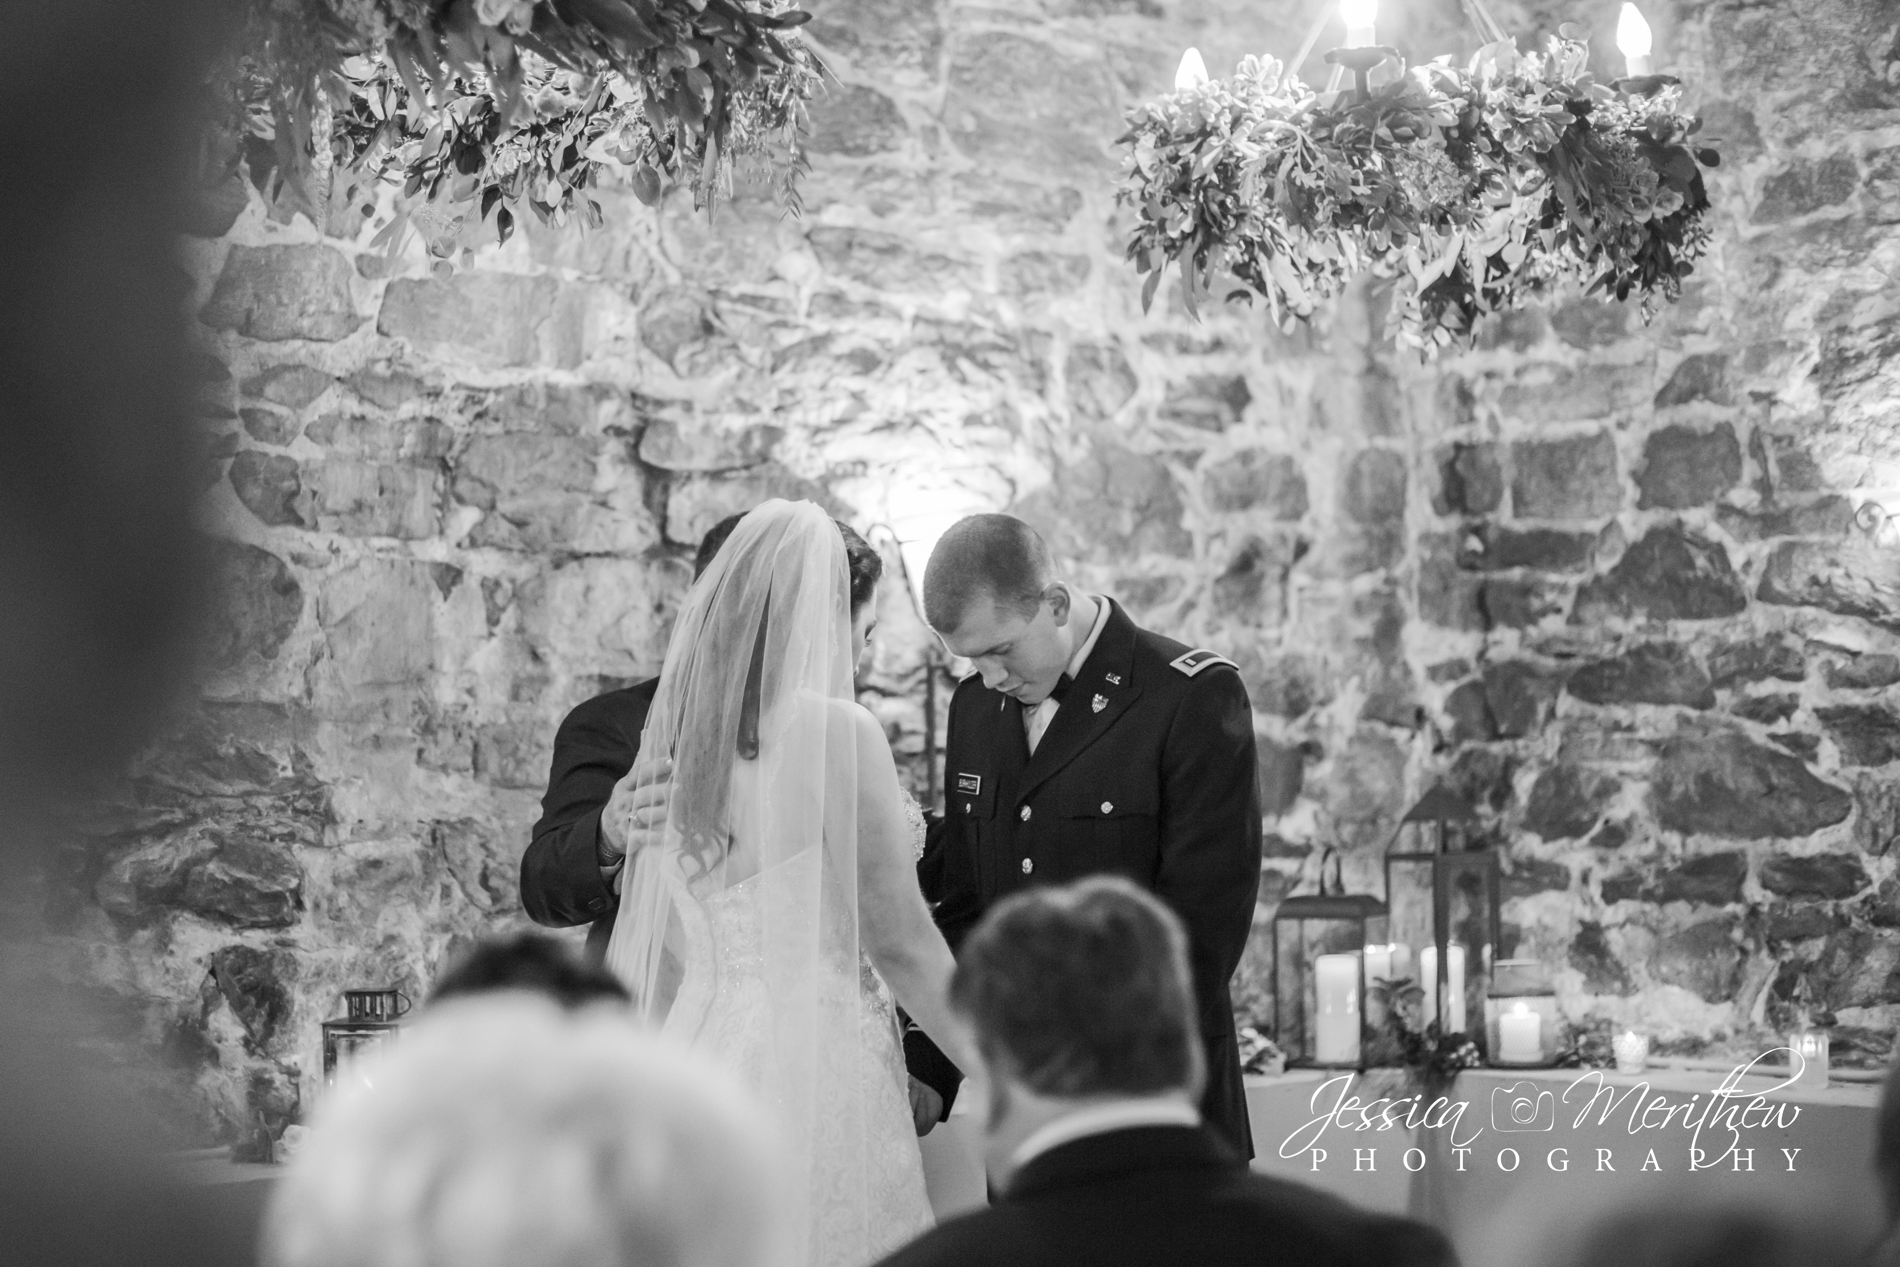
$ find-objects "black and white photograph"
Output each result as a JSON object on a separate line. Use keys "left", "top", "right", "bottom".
{"left": 2, "top": 0, "right": 1897, "bottom": 1264}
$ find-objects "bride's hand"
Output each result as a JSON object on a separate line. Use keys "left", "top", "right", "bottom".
{"left": 602, "top": 755, "right": 672, "bottom": 863}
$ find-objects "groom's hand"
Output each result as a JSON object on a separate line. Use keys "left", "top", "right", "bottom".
{"left": 600, "top": 755, "right": 672, "bottom": 864}
{"left": 908, "top": 1076, "right": 943, "bottom": 1137}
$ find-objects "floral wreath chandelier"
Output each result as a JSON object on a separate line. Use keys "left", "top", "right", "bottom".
{"left": 1114, "top": 1, "right": 1719, "bottom": 354}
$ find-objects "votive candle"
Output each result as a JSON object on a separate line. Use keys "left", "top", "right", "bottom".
{"left": 1613, "top": 1030, "right": 1649, "bottom": 1073}
{"left": 1498, "top": 1001, "right": 1541, "bottom": 1063}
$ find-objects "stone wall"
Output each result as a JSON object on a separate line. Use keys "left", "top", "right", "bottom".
{"left": 28, "top": 0, "right": 1900, "bottom": 1141}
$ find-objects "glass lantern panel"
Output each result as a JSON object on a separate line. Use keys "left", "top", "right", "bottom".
{"left": 1385, "top": 854, "right": 1495, "bottom": 1037}
{"left": 1275, "top": 917, "right": 1366, "bottom": 1065}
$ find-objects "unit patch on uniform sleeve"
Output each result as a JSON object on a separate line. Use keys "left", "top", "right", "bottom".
{"left": 1169, "top": 649, "right": 1239, "bottom": 677}
{"left": 956, "top": 772, "right": 982, "bottom": 795}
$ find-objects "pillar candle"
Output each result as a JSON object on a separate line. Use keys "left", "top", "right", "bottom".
{"left": 1498, "top": 1001, "right": 1541, "bottom": 1063}
{"left": 1314, "top": 953, "right": 1361, "bottom": 1064}
{"left": 1363, "top": 942, "right": 1412, "bottom": 984}
{"left": 1419, "top": 944, "right": 1466, "bottom": 1032}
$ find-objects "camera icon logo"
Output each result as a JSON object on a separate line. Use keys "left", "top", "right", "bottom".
{"left": 1490, "top": 1082, "right": 1557, "bottom": 1133}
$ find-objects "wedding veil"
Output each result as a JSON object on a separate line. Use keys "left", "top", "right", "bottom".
{"left": 605, "top": 499, "right": 874, "bottom": 1261}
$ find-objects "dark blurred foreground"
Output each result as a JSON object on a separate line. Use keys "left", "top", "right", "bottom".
{"left": 0, "top": 1, "right": 236, "bottom": 1264}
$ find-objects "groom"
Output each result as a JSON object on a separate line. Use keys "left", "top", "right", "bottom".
{"left": 921, "top": 514, "right": 1262, "bottom": 1157}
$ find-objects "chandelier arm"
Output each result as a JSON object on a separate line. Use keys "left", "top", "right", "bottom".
{"left": 1459, "top": 0, "right": 1509, "bottom": 44}
{"left": 1289, "top": 7, "right": 1335, "bottom": 80}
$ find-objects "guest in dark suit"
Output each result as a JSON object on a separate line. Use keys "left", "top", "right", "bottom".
{"left": 921, "top": 514, "right": 1262, "bottom": 1156}
{"left": 872, "top": 877, "right": 1457, "bottom": 1267}
{"left": 520, "top": 512, "right": 961, "bottom": 1130}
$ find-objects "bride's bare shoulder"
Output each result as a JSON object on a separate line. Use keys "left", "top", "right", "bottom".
{"left": 803, "top": 692, "right": 887, "bottom": 746}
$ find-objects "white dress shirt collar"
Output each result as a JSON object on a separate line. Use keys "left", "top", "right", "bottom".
{"left": 1009, "top": 1096, "right": 1202, "bottom": 1172}
{"left": 1023, "top": 593, "right": 1111, "bottom": 754}
{"left": 1064, "top": 592, "right": 1111, "bottom": 680}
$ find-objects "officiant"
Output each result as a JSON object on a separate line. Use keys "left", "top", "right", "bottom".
{"left": 519, "top": 512, "right": 963, "bottom": 1134}
{"left": 920, "top": 514, "right": 1263, "bottom": 1157}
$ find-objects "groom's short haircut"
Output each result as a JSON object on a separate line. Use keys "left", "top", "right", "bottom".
{"left": 950, "top": 876, "right": 1205, "bottom": 1101}
{"left": 922, "top": 513, "right": 1051, "bottom": 635}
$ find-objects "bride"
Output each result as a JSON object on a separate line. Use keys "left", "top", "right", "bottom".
{"left": 604, "top": 500, "right": 974, "bottom": 1267}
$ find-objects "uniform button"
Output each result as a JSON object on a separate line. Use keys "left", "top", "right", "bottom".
{"left": 964, "top": 802, "right": 972, "bottom": 814}
{"left": 1021, "top": 858, "right": 1034, "bottom": 875}
{"left": 1019, "top": 805, "right": 1032, "bottom": 822}
{"left": 1100, "top": 801, "right": 1114, "bottom": 814}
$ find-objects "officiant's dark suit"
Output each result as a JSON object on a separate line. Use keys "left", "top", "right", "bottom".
{"left": 921, "top": 598, "right": 1263, "bottom": 1156}
{"left": 873, "top": 1125, "right": 1457, "bottom": 1267}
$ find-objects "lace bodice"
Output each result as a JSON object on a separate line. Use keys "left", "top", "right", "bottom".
{"left": 901, "top": 789, "right": 927, "bottom": 860}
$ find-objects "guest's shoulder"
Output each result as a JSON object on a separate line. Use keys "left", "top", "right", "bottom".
{"left": 1218, "top": 1170, "right": 1458, "bottom": 1266}
{"left": 871, "top": 1207, "right": 1027, "bottom": 1267}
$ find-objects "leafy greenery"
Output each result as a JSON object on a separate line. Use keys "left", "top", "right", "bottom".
{"left": 1369, "top": 975, "right": 1485, "bottom": 1095}
{"left": 213, "top": 0, "right": 822, "bottom": 254}
{"left": 1115, "top": 28, "right": 1718, "bottom": 354}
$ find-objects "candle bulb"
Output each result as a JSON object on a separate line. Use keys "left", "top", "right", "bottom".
{"left": 1314, "top": 953, "right": 1361, "bottom": 1065}
{"left": 1617, "top": 3, "right": 1653, "bottom": 78}
{"left": 1613, "top": 1030, "right": 1649, "bottom": 1073}
{"left": 1340, "top": 0, "right": 1377, "bottom": 48}
{"left": 1419, "top": 944, "right": 1466, "bottom": 1033}
{"left": 1173, "top": 47, "right": 1209, "bottom": 91}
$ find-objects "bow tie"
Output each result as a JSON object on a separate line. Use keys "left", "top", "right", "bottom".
{"left": 1046, "top": 673, "right": 1074, "bottom": 703}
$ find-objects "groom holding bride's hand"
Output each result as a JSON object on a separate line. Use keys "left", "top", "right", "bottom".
{"left": 920, "top": 514, "right": 1263, "bottom": 1157}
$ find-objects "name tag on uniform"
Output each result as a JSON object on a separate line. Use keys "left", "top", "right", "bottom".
{"left": 956, "top": 772, "right": 982, "bottom": 795}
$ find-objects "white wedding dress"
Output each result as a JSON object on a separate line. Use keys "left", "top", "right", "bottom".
{"left": 675, "top": 786, "right": 933, "bottom": 1267}
{"left": 604, "top": 501, "right": 943, "bottom": 1267}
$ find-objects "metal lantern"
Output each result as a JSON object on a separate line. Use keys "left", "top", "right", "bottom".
{"left": 1382, "top": 784, "right": 1500, "bottom": 1043}
{"left": 321, "top": 988, "right": 409, "bottom": 1089}
{"left": 1272, "top": 850, "right": 1389, "bottom": 1068}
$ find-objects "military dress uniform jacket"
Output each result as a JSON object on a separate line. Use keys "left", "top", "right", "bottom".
{"left": 929, "top": 599, "right": 1263, "bottom": 1156}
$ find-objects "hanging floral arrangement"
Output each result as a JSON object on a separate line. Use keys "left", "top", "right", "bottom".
{"left": 212, "top": 0, "right": 823, "bottom": 255}
{"left": 1115, "top": 25, "right": 1719, "bottom": 354}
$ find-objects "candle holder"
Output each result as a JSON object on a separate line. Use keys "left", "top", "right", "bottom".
{"left": 1613, "top": 1030, "right": 1649, "bottom": 1073}
{"left": 322, "top": 987, "right": 410, "bottom": 1089}
{"left": 1272, "top": 849, "right": 1388, "bottom": 1069}
{"left": 1483, "top": 960, "right": 1560, "bottom": 1067}
{"left": 1322, "top": 45, "right": 1397, "bottom": 100}
{"left": 1789, "top": 1029, "right": 1830, "bottom": 1090}
{"left": 1383, "top": 785, "right": 1498, "bottom": 1047}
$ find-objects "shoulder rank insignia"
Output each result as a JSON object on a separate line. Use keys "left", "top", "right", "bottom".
{"left": 1170, "top": 648, "right": 1239, "bottom": 677}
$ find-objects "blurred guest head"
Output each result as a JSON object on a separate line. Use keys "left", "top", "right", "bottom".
{"left": 429, "top": 932, "right": 629, "bottom": 1009}
{"left": 950, "top": 876, "right": 1204, "bottom": 1188}
{"left": 267, "top": 994, "right": 782, "bottom": 1267}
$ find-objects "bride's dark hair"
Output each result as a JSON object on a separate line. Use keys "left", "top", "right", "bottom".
{"left": 835, "top": 519, "right": 883, "bottom": 612}
{"left": 735, "top": 518, "right": 882, "bottom": 760}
